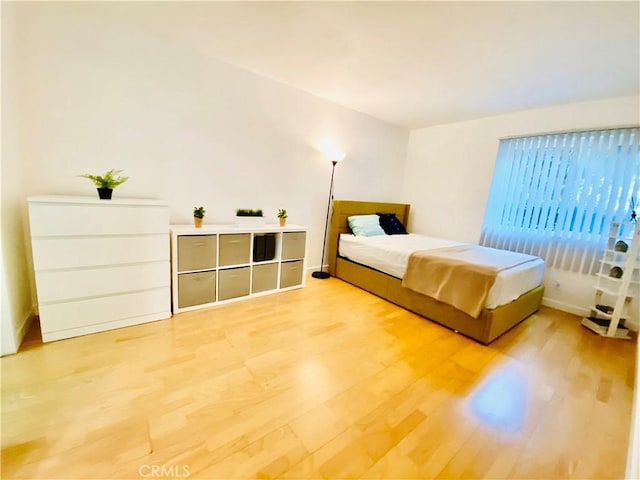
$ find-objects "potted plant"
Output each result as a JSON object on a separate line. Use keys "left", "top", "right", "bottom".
{"left": 277, "top": 209, "right": 288, "bottom": 227}
{"left": 235, "top": 208, "right": 265, "bottom": 227}
{"left": 79, "top": 169, "right": 129, "bottom": 200}
{"left": 193, "top": 206, "right": 205, "bottom": 228}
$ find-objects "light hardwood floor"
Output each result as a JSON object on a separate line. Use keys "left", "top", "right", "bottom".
{"left": 1, "top": 276, "right": 636, "bottom": 479}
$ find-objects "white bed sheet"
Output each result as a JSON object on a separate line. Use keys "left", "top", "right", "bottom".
{"left": 338, "top": 233, "right": 544, "bottom": 310}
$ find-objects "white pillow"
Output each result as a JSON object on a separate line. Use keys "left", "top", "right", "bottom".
{"left": 347, "top": 214, "right": 386, "bottom": 236}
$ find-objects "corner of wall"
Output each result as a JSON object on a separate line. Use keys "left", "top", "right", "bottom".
{"left": 15, "top": 306, "right": 35, "bottom": 349}
{"left": 1, "top": 308, "right": 35, "bottom": 357}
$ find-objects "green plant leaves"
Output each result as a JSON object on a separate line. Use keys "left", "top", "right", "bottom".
{"left": 79, "top": 169, "right": 128, "bottom": 188}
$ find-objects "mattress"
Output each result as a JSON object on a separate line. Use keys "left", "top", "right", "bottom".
{"left": 338, "top": 233, "right": 545, "bottom": 309}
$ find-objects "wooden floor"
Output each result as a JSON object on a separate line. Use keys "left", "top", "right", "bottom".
{"left": 1, "top": 276, "right": 636, "bottom": 479}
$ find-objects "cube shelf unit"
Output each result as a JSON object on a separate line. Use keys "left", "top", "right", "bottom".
{"left": 170, "top": 224, "right": 307, "bottom": 313}
{"left": 582, "top": 221, "right": 640, "bottom": 339}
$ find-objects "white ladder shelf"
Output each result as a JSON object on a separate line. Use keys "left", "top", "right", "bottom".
{"left": 581, "top": 221, "right": 639, "bottom": 339}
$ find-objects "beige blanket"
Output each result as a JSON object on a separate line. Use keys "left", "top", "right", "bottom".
{"left": 402, "top": 245, "right": 539, "bottom": 318}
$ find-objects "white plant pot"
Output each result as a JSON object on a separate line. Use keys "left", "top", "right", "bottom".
{"left": 235, "top": 216, "right": 266, "bottom": 228}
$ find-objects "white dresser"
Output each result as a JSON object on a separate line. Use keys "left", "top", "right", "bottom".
{"left": 28, "top": 196, "right": 171, "bottom": 342}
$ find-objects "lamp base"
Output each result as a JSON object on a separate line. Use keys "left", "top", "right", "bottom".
{"left": 312, "top": 271, "right": 330, "bottom": 279}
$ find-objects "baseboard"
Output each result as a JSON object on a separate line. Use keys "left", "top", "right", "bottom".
{"left": 15, "top": 306, "right": 35, "bottom": 350}
{"left": 1, "top": 305, "right": 35, "bottom": 356}
{"left": 541, "top": 297, "right": 588, "bottom": 317}
{"left": 542, "top": 297, "right": 639, "bottom": 331}
{"left": 306, "top": 264, "right": 328, "bottom": 274}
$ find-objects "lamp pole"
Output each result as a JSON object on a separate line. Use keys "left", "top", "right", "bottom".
{"left": 312, "top": 160, "right": 338, "bottom": 279}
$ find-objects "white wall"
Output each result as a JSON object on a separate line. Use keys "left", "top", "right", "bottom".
{"left": 1, "top": 2, "right": 408, "bottom": 353}
{"left": 403, "top": 96, "right": 640, "bottom": 321}
{"left": 1, "top": 2, "right": 36, "bottom": 355}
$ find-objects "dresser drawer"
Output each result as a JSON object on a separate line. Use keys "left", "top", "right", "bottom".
{"left": 218, "top": 266, "right": 250, "bottom": 300}
{"left": 282, "top": 232, "right": 306, "bottom": 260}
{"left": 280, "top": 260, "right": 303, "bottom": 288}
{"left": 29, "top": 203, "right": 169, "bottom": 236}
{"left": 35, "top": 262, "right": 170, "bottom": 303}
{"left": 31, "top": 234, "right": 168, "bottom": 270}
{"left": 252, "top": 263, "right": 278, "bottom": 293}
{"left": 177, "top": 235, "right": 217, "bottom": 272}
{"left": 177, "top": 271, "right": 216, "bottom": 308}
{"left": 39, "top": 288, "right": 170, "bottom": 334}
{"left": 219, "top": 234, "right": 250, "bottom": 266}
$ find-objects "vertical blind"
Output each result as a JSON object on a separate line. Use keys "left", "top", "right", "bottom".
{"left": 480, "top": 127, "right": 640, "bottom": 273}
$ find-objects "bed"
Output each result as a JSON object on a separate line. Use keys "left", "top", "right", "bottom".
{"left": 326, "top": 200, "right": 545, "bottom": 344}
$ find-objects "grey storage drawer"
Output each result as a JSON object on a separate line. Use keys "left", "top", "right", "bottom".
{"left": 177, "top": 271, "right": 216, "bottom": 308}
{"left": 219, "top": 234, "right": 251, "bottom": 266}
{"left": 218, "top": 266, "right": 250, "bottom": 300}
{"left": 177, "top": 235, "right": 217, "bottom": 272}
{"left": 252, "top": 263, "right": 278, "bottom": 293}
{"left": 280, "top": 260, "right": 303, "bottom": 288}
{"left": 282, "top": 232, "right": 306, "bottom": 260}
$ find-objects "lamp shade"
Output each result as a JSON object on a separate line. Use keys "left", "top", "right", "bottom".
{"left": 319, "top": 141, "right": 346, "bottom": 163}
{"left": 326, "top": 150, "right": 346, "bottom": 163}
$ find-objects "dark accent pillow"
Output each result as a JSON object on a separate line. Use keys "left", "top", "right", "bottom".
{"left": 377, "top": 213, "right": 408, "bottom": 235}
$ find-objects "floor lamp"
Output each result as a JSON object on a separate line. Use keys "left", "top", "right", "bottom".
{"left": 312, "top": 150, "right": 345, "bottom": 279}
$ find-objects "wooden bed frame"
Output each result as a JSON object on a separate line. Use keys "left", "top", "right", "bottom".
{"left": 327, "top": 200, "right": 544, "bottom": 344}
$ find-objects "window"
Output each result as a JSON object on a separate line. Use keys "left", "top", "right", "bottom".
{"left": 480, "top": 127, "right": 639, "bottom": 273}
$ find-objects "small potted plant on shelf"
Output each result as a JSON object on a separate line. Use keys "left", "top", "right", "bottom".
{"left": 235, "top": 208, "right": 265, "bottom": 227}
{"left": 277, "top": 209, "right": 288, "bottom": 227}
{"left": 79, "top": 169, "right": 128, "bottom": 199}
{"left": 193, "top": 206, "right": 205, "bottom": 228}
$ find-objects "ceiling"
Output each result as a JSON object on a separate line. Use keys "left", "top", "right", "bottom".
{"left": 94, "top": 1, "right": 639, "bottom": 129}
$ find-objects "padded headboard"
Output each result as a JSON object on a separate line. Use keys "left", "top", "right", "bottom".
{"left": 327, "top": 200, "right": 411, "bottom": 275}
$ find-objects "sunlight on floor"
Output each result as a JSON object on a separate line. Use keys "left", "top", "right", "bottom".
{"left": 470, "top": 366, "right": 527, "bottom": 433}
